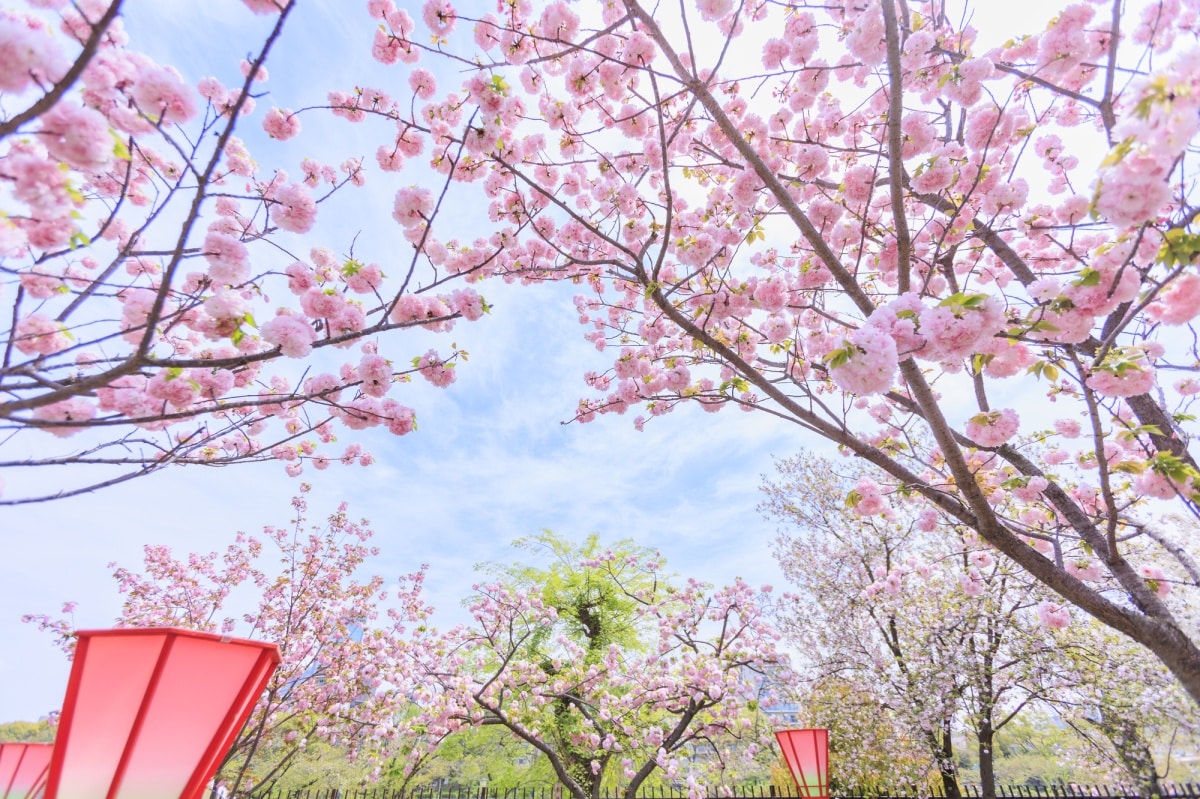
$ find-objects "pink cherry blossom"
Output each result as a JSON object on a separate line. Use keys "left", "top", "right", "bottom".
{"left": 263, "top": 107, "right": 301, "bottom": 140}
{"left": 38, "top": 103, "right": 111, "bottom": 170}
{"left": 422, "top": 0, "right": 456, "bottom": 36}
{"left": 828, "top": 326, "right": 898, "bottom": 397}
{"left": 32, "top": 397, "right": 95, "bottom": 437}
{"left": 1139, "top": 565, "right": 1172, "bottom": 597}
{"left": 965, "top": 408, "right": 1019, "bottom": 448}
{"left": 416, "top": 350, "right": 455, "bottom": 387}
{"left": 961, "top": 568, "right": 986, "bottom": 597}
{"left": 204, "top": 232, "right": 251, "bottom": 285}
{"left": 14, "top": 314, "right": 70, "bottom": 356}
{"left": 270, "top": 182, "right": 317, "bottom": 233}
{"left": 1037, "top": 601, "right": 1071, "bottom": 629}
{"left": 261, "top": 313, "right": 316, "bottom": 358}
{"left": 0, "top": 18, "right": 66, "bottom": 91}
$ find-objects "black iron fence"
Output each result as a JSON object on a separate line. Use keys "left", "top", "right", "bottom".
{"left": 258, "top": 783, "right": 1200, "bottom": 799}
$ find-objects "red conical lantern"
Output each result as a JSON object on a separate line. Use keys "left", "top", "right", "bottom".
{"left": 775, "top": 728, "right": 829, "bottom": 799}
{"left": 43, "top": 627, "right": 279, "bottom": 799}
{"left": 0, "top": 743, "right": 53, "bottom": 799}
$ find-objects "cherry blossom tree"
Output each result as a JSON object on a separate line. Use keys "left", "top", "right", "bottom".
{"left": 1, "top": 0, "right": 494, "bottom": 504}
{"left": 25, "top": 486, "right": 434, "bottom": 796}
{"left": 396, "top": 541, "right": 787, "bottom": 799}
{"left": 341, "top": 0, "right": 1200, "bottom": 703}
{"left": 763, "top": 453, "right": 1070, "bottom": 798}
{"left": 781, "top": 677, "right": 932, "bottom": 795}
{"left": 1043, "top": 622, "right": 1195, "bottom": 797}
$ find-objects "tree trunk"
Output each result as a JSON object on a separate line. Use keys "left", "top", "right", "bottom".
{"left": 931, "top": 719, "right": 961, "bottom": 799}
{"left": 977, "top": 719, "right": 996, "bottom": 799}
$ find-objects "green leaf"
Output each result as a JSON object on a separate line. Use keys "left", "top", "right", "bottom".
{"left": 1026, "top": 361, "right": 1060, "bottom": 382}
{"left": 1071, "top": 268, "right": 1102, "bottom": 288}
{"left": 823, "top": 346, "right": 854, "bottom": 369}
{"left": 1115, "top": 424, "right": 1163, "bottom": 442}
{"left": 111, "top": 131, "right": 132, "bottom": 162}
{"left": 1100, "top": 137, "right": 1134, "bottom": 168}
{"left": 1157, "top": 230, "right": 1200, "bottom": 268}
{"left": 937, "top": 291, "right": 990, "bottom": 313}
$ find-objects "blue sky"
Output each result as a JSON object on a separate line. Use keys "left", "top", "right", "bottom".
{"left": 0, "top": 0, "right": 1078, "bottom": 723}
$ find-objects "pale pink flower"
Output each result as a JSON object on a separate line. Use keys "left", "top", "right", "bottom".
{"left": 14, "top": 314, "right": 70, "bottom": 356}
{"left": 1054, "top": 419, "right": 1082, "bottom": 438}
{"left": 696, "top": 0, "right": 734, "bottom": 22}
{"left": 409, "top": 68, "right": 437, "bottom": 99}
{"left": 130, "top": 62, "right": 197, "bottom": 124}
{"left": 970, "top": 551, "right": 994, "bottom": 569}
{"left": 850, "top": 477, "right": 888, "bottom": 516}
{"left": 422, "top": 0, "right": 456, "bottom": 35}
{"left": 38, "top": 103, "right": 111, "bottom": 171}
{"left": 0, "top": 19, "right": 66, "bottom": 92}
{"left": 271, "top": 183, "right": 317, "bottom": 233}
{"left": 1139, "top": 565, "right": 1172, "bottom": 597}
{"left": 1147, "top": 273, "right": 1200, "bottom": 325}
{"left": 285, "top": 261, "right": 318, "bottom": 294}
{"left": 19, "top": 266, "right": 65, "bottom": 298}
{"left": 1135, "top": 470, "right": 1178, "bottom": 500}
{"left": 393, "top": 186, "right": 433, "bottom": 228}
{"left": 358, "top": 354, "right": 392, "bottom": 397}
{"left": 449, "top": 289, "right": 486, "bottom": 321}
{"left": 1044, "top": 449, "right": 1070, "bottom": 465}
{"left": 261, "top": 313, "right": 317, "bottom": 358}
{"left": 241, "top": 0, "right": 287, "bottom": 14}
{"left": 916, "top": 508, "right": 938, "bottom": 532}
{"left": 263, "top": 107, "right": 301, "bottom": 140}
{"left": 32, "top": 397, "right": 94, "bottom": 437}
{"left": 1176, "top": 377, "right": 1200, "bottom": 396}
{"left": 204, "top": 232, "right": 250, "bottom": 285}
{"left": 965, "top": 408, "right": 1019, "bottom": 448}
{"left": 828, "top": 326, "right": 898, "bottom": 397}
{"left": 1086, "top": 348, "right": 1156, "bottom": 397}
{"left": 961, "top": 568, "right": 985, "bottom": 597}
{"left": 1037, "top": 601, "right": 1071, "bottom": 629}
{"left": 1011, "top": 476, "right": 1048, "bottom": 502}
{"left": 343, "top": 262, "right": 383, "bottom": 294}
{"left": 417, "top": 350, "right": 456, "bottom": 387}
{"left": 1065, "top": 558, "right": 1102, "bottom": 581}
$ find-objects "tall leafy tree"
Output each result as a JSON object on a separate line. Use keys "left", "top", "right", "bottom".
{"left": 401, "top": 535, "right": 787, "bottom": 799}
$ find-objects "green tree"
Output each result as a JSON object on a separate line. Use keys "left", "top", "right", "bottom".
{"left": 0, "top": 720, "right": 54, "bottom": 743}
{"left": 383, "top": 725, "right": 555, "bottom": 793}
{"left": 480, "top": 531, "right": 663, "bottom": 661}
{"left": 404, "top": 533, "right": 786, "bottom": 799}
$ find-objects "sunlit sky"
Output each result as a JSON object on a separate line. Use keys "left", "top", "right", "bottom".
{"left": 0, "top": 0, "right": 1066, "bottom": 722}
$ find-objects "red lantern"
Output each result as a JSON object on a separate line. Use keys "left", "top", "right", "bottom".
{"left": 43, "top": 627, "right": 280, "bottom": 799}
{"left": 0, "top": 742, "right": 53, "bottom": 799}
{"left": 775, "top": 728, "right": 829, "bottom": 799}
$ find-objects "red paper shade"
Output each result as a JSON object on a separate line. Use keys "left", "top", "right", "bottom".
{"left": 43, "top": 627, "right": 279, "bottom": 799}
{"left": 775, "top": 728, "right": 829, "bottom": 799}
{"left": 0, "top": 743, "right": 53, "bottom": 799}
